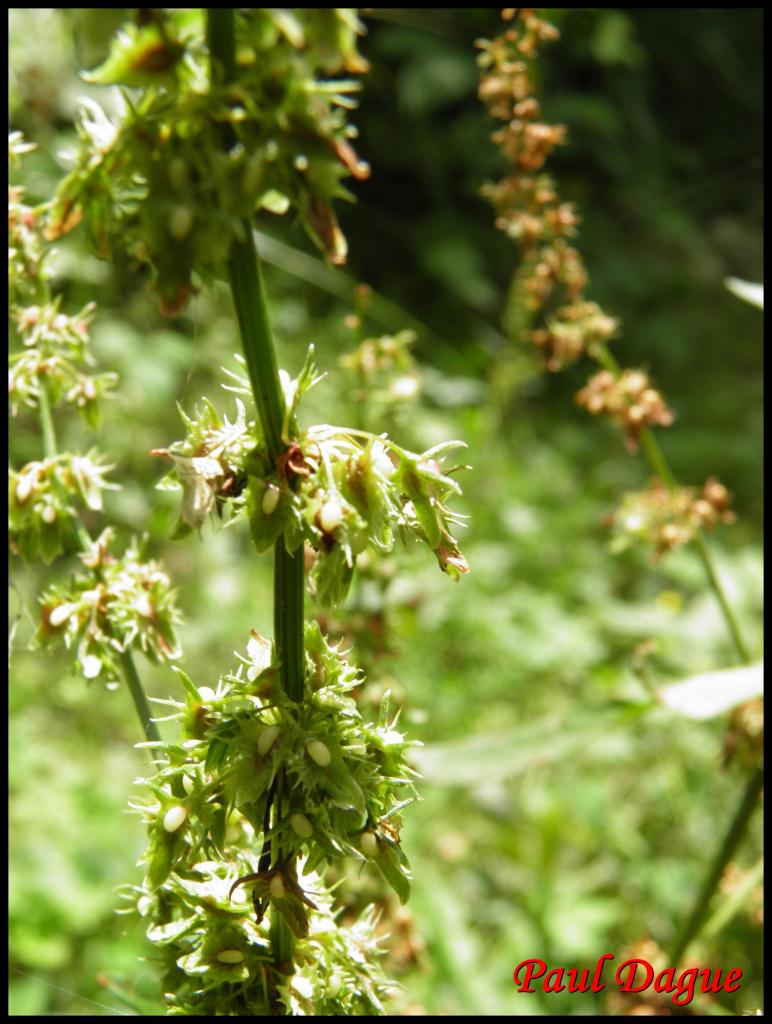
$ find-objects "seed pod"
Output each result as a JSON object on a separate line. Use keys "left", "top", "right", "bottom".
{"left": 49, "top": 602, "right": 78, "bottom": 629}
{"left": 290, "top": 812, "right": 313, "bottom": 838}
{"left": 216, "top": 949, "right": 244, "bottom": 964}
{"left": 163, "top": 804, "right": 188, "bottom": 833}
{"left": 306, "top": 738, "right": 331, "bottom": 767}
{"left": 360, "top": 830, "right": 379, "bottom": 857}
{"left": 257, "top": 724, "right": 280, "bottom": 756}
{"left": 262, "top": 483, "right": 280, "bottom": 515}
{"left": 41, "top": 505, "right": 57, "bottom": 524}
{"left": 269, "top": 874, "right": 286, "bottom": 899}
{"left": 319, "top": 498, "right": 343, "bottom": 534}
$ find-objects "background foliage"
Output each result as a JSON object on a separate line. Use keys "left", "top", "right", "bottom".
{"left": 9, "top": 8, "right": 762, "bottom": 1016}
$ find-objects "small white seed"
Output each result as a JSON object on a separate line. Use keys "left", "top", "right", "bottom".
{"left": 41, "top": 505, "right": 57, "bottom": 524}
{"left": 197, "top": 686, "right": 216, "bottom": 703}
{"left": 15, "top": 475, "right": 34, "bottom": 505}
{"left": 269, "top": 874, "right": 286, "bottom": 899}
{"left": 162, "top": 805, "right": 188, "bottom": 833}
{"left": 306, "top": 739, "right": 331, "bottom": 767}
{"left": 262, "top": 483, "right": 280, "bottom": 515}
{"left": 257, "top": 724, "right": 280, "bottom": 756}
{"left": 82, "top": 654, "right": 102, "bottom": 679}
{"left": 216, "top": 949, "right": 244, "bottom": 964}
{"left": 319, "top": 498, "right": 343, "bottom": 534}
{"left": 326, "top": 973, "right": 343, "bottom": 998}
{"left": 290, "top": 812, "right": 313, "bottom": 838}
{"left": 82, "top": 378, "right": 97, "bottom": 401}
{"left": 360, "top": 830, "right": 379, "bottom": 858}
{"left": 49, "top": 602, "right": 77, "bottom": 629}
{"left": 291, "top": 975, "right": 313, "bottom": 1000}
{"left": 168, "top": 205, "right": 194, "bottom": 241}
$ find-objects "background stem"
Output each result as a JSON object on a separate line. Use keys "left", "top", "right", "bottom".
{"left": 669, "top": 766, "right": 764, "bottom": 966}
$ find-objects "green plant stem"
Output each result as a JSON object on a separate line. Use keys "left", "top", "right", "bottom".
{"left": 36, "top": 382, "right": 160, "bottom": 746}
{"left": 669, "top": 766, "right": 764, "bottom": 967}
{"left": 121, "top": 649, "right": 162, "bottom": 746}
{"left": 37, "top": 384, "right": 58, "bottom": 461}
{"left": 208, "top": 6, "right": 301, "bottom": 977}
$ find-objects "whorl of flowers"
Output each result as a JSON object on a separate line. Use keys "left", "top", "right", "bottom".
{"left": 46, "top": 9, "right": 370, "bottom": 315}
{"left": 155, "top": 350, "right": 469, "bottom": 601}
{"left": 124, "top": 622, "right": 413, "bottom": 1014}
{"left": 35, "top": 528, "right": 182, "bottom": 681}
{"left": 609, "top": 478, "right": 735, "bottom": 559}
{"left": 9, "top": 134, "right": 182, "bottom": 681}
{"left": 576, "top": 369, "right": 674, "bottom": 453}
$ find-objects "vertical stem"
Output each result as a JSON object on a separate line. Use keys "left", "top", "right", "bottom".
{"left": 121, "top": 649, "right": 162, "bottom": 746}
{"left": 208, "top": 6, "right": 303, "bottom": 978}
{"left": 38, "top": 384, "right": 58, "bottom": 461}
{"left": 669, "top": 766, "right": 763, "bottom": 966}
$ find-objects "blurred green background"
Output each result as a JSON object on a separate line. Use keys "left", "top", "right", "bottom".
{"left": 9, "top": 8, "right": 763, "bottom": 1016}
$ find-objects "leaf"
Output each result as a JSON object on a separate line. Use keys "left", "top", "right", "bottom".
{"left": 374, "top": 841, "right": 411, "bottom": 904}
{"left": 725, "top": 277, "right": 764, "bottom": 310}
{"left": 657, "top": 662, "right": 763, "bottom": 719}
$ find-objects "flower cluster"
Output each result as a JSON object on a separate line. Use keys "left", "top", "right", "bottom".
{"left": 339, "top": 329, "right": 421, "bottom": 414}
{"left": 47, "top": 9, "right": 369, "bottom": 315}
{"left": 35, "top": 528, "right": 181, "bottom": 681}
{"left": 9, "top": 147, "right": 117, "bottom": 424}
{"left": 156, "top": 353, "right": 469, "bottom": 603}
{"left": 576, "top": 369, "right": 674, "bottom": 452}
{"left": 609, "top": 478, "right": 735, "bottom": 559}
{"left": 9, "top": 452, "right": 116, "bottom": 563}
{"left": 532, "top": 300, "right": 617, "bottom": 372}
{"left": 125, "top": 622, "right": 414, "bottom": 1013}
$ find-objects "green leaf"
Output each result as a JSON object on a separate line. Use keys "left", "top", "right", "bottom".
{"left": 374, "top": 841, "right": 411, "bottom": 904}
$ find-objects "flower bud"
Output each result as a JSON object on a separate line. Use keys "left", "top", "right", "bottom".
{"left": 360, "top": 830, "right": 379, "bottom": 857}
{"left": 182, "top": 773, "right": 195, "bottom": 795}
{"left": 257, "top": 724, "right": 280, "bottom": 756}
{"left": 306, "top": 738, "right": 331, "bottom": 767}
{"left": 82, "top": 378, "right": 97, "bottom": 401}
{"left": 197, "top": 686, "right": 216, "bottom": 703}
{"left": 269, "top": 874, "right": 286, "bottom": 899}
{"left": 162, "top": 804, "right": 188, "bottom": 833}
{"left": 41, "top": 505, "right": 57, "bottom": 524}
{"left": 216, "top": 949, "right": 244, "bottom": 964}
{"left": 49, "top": 602, "right": 78, "bottom": 629}
{"left": 319, "top": 498, "right": 343, "bottom": 534}
{"left": 262, "top": 483, "right": 280, "bottom": 515}
{"left": 290, "top": 812, "right": 313, "bottom": 838}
